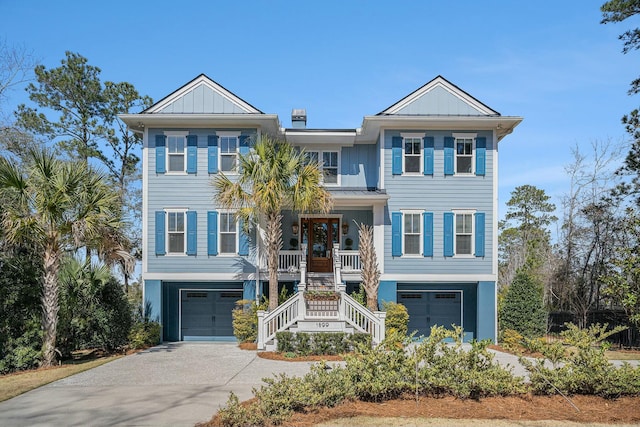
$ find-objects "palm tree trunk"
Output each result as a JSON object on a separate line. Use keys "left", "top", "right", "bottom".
{"left": 41, "top": 244, "right": 61, "bottom": 367}
{"left": 266, "top": 212, "right": 283, "bottom": 311}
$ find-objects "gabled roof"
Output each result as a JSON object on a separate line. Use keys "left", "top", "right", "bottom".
{"left": 143, "top": 74, "right": 263, "bottom": 115}
{"left": 377, "top": 75, "right": 500, "bottom": 117}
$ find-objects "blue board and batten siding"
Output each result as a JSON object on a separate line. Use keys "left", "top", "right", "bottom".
{"left": 382, "top": 130, "right": 495, "bottom": 276}
{"left": 146, "top": 128, "right": 256, "bottom": 275}
{"left": 340, "top": 144, "right": 378, "bottom": 188}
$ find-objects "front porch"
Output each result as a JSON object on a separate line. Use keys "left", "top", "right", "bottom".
{"left": 256, "top": 242, "right": 386, "bottom": 350}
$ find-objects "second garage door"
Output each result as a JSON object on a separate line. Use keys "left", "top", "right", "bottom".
{"left": 180, "top": 290, "right": 242, "bottom": 340}
{"left": 398, "top": 291, "right": 462, "bottom": 337}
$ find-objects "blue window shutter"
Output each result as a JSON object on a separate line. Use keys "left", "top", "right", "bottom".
{"left": 423, "top": 137, "right": 434, "bottom": 176}
{"left": 443, "top": 212, "right": 454, "bottom": 257}
{"left": 186, "top": 135, "right": 198, "bottom": 174}
{"left": 239, "top": 135, "right": 250, "bottom": 156}
{"left": 155, "top": 135, "right": 166, "bottom": 174}
{"left": 238, "top": 219, "right": 249, "bottom": 256}
{"left": 392, "top": 137, "right": 402, "bottom": 175}
{"left": 208, "top": 135, "right": 219, "bottom": 174}
{"left": 475, "top": 137, "right": 486, "bottom": 176}
{"left": 475, "top": 212, "right": 485, "bottom": 257}
{"left": 391, "top": 212, "right": 402, "bottom": 256}
{"left": 186, "top": 211, "right": 197, "bottom": 255}
{"left": 155, "top": 211, "right": 166, "bottom": 255}
{"left": 207, "top": 211, "right": 218, "bottom": 256}
{"left": 444, "top": 137, "right": 454, "bottom": 176}
{"left": 423, "top": 212, "right": 433, "bottom": 257}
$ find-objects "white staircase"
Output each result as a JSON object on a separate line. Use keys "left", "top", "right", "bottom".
{"left": 257, "top": 244, "right": 386, "bottom": 351}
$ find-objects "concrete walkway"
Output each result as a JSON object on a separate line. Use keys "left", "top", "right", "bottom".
{"left": 0, "top": 342, "right": 319, "bottom": 427}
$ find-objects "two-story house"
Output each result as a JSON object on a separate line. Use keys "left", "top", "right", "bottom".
{"left": 120, "top": 74, "right": 521, "bottom": 346}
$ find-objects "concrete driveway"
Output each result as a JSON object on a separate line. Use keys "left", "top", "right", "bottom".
{"left": 0, "top": 342, "right": 318, "bottom": 427}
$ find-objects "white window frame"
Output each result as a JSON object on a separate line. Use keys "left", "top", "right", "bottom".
{"left": 452, "top": 133, "right": 477, "bottom": 175}
{"left": 401, "top": 133, "right": 423, "bottom": 175}
{"left": 401, "top": 210, "right": 423, "bottom": 257}
{"left": 165, "top": 208, "right": 187, "bottom": 255}
{"left": 452, "top": 209, "right": 476, "bottom": 258}
{"left": 218, "top": 211, "right": 238, "bottom": 255}
{"left": 165, "top": 131, "right": 189, "bottom": 174}
{"left": 219, "top": 132, "right": 240, "bottom": 174}
{"left": 306, "top": 149, "right": 340, "bottom": 186}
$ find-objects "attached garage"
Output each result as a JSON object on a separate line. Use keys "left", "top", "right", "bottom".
{"left": 398, "top": 291, "right": 462, "bottom": 337}
{"left": 180, "top": 290, "right": 242, "bottom": 340}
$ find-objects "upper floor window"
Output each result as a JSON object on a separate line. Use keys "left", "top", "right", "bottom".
{"left": 455, "top": 212, "right": 473, "bottom": 255}
{"left": 220, "top": 136, "right": 238, "bottom": 172}
{"left": 219, "top": 212, "right": 237, "bottom": 254}
{"left": 167, "top": 211, "right": 185, "bottom": 254}
{"left": 307, "top": 150, "right": 339, "bottom": 185}
{"left": 455, "top": 138, "right": 473, "bottom": 174}
{"left": 403, "top": 212, "right": 421, "bottom": 255}
{"left": 167, "top": 135, "right": 186, "bottom": 172}
{"left": 404, "top": 137, "right": 421, "bottom": 173}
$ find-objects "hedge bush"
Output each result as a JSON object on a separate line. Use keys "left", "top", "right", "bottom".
{"left": 275, "top": 331, "right": 370, "bottom": 355}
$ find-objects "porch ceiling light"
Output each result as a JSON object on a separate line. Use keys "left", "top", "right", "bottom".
{"left": 292, "top": 221, "right": 299, "bottom": 235}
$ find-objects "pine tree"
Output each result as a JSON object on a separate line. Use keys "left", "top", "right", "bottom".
{"left": 499, "top": 269, "right": 547, "bottom": 338}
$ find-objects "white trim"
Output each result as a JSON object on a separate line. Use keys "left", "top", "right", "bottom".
{"left": 218, "top": 132, "right": 241, "bottom": 174}
{"left": 454, "top": 136, "right": 476, "bottom": 176}
{"left": 379, "top": 130, "right": 385, "bottom": 189}
{"left": 492, "top": 130, "right": 499, "bottom": 278}
{"left": 381, "top": 273, "right": 497, "bottom": 282}
{"left": 305, "top": 149, "right": 341, "bottom": 187}
{"left": 218, "top": 211, "right": 239, "bottom": 255}
{"left": 165, "top": 132, "right": 188, "bottom": 174}
{"left": 401, "top": 136, "right": 422, "bottom": 175}
{"left": 400, "top": 210, "right": 423, "bottom": 257}
{"left": 144, "top": 272, "right": 257, "bottom": 281}
{"left": 451, "top": 209, "right": 476, "bottom": 257}
{"left": 163, "top": 131, "right": 189, "bottom": 136}
{"left": 452, "top": 132, "right": 477, "bottom": 139}
{"left": 147, "top": 75, "right": 261, "bottom": 114}
{"left": 381, "top": 77, "right": 499, "bottom": 116}
{"left": 142, "top": 128, "right": 149, "bottom": 275}
{"left": 165, "top": 208, "right": 188, "bottom": 255}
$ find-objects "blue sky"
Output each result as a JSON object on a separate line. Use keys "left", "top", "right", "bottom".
{"left": 1, "top": 1, "right": 639, "bottom": 223}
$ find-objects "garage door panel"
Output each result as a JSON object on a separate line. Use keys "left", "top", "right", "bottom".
{"left": 398, "top": 291, "right": 462, "bottom": 338}
{"left": 181, "top": 290, "right": 241, "bottom": 339}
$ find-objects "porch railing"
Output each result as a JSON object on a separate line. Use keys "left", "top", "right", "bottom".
{"left": 277, "top": 250, "right": 302, "bottom": 272}
{"left": 339, "top": 250, "right": 361, "bottom": 272}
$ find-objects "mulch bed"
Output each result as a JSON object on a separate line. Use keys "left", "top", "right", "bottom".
{"left": 257, "top": 351, "right": 345, "bottom": 362}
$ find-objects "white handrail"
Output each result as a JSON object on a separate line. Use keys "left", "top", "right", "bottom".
{"left": 340, "top": 292, "right": 386, "bottom": 345}
{"left": 277, "top": 250, "right": 302, "bottom": 272}
{"left": 257, "top": 292, "right": 302, "bottom": 350}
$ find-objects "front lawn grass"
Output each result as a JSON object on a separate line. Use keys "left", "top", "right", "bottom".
{"left": 0, "top": 355, "right": 120, "bottom": 402}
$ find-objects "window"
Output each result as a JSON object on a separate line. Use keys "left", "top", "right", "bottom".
{"left": 220, "top": 213, "right": 237, "bottom": 254}
{"left": 220, "top": 136, "right": 238, "bottom": 172}
{"left": 403, "top": 212, "right": 421, "bottom": 255}
{"left": 167, "top": 135, "right": 186, "bottom": 172}
{"left": 455, "top": 213, "right": 473, "bottom": 255}
{"left": 167, "top": 211, "right": 185, "bottom": 253}
{"left": 455, "top": 138, "right": 473, "bottom": 174}
{"left": 306, "top": 150, "right": 339, "bottom": 185}
{"left": 404, "top": 137, "right": 421, "bottom": 173}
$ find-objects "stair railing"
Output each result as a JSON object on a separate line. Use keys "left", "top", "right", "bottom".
{"left": 257, "top": 292, "right": 303, "bottom": 350}
{"left": 340, "top": 292, "right": 386, "bottom": 345}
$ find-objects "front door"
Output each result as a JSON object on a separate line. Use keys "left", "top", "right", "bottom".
{"left": 301, "top": 218, "right": 339, "bottom": 272}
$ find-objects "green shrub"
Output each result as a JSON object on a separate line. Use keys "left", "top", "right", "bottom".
{"left": 275, "top": 331, "right": 369, "bottom": 355}
{"left": 521, "top": 323, "right": 640, "bottom": 397}
{"left": 232, "top": 299, "right": 259, "bottom": 343}
{"left": 383, "top": 301, "right": 409, "bottom": 336}
{"left": 0, "top": 320, "right": 42, "bottom": 374}
{"left": 350, "top": 286, "right": 366, "bottom": 306}
{"left": 216, "top": 392, "right": 266, "bottom": 427}
{"left": 128, "top": 321, "right": 161, "bottom": 350}
{"left": 499, "top": 269, "right": 546, "bottom": 338}
{"left": 500, "top": 328, "right": 524, "bottom": 353}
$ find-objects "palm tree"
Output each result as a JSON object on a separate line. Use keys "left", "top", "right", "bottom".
{"left": 214, "top": 135, "right": 332, "bottom": 311}
{"left": 0, "top": 148, "right": 130, "bottom": 366}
